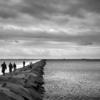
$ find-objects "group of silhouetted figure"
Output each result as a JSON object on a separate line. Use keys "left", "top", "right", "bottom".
{"left": 1, "top": 61, "right": 26, "bottom": 76}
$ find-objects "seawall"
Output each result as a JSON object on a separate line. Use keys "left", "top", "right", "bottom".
{"left": 0, "top": 59, "right": 46, "bottom": 100}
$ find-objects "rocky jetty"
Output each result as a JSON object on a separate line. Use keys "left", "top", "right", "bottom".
{"left": 0, "top": 59, "right": 46, "bottom": 100}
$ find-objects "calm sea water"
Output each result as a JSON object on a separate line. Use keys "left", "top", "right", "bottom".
{"left": 0, "top": 59, "right": 39, "bottom": 75}
{"left": 45, "top": 60, "right": 100, "bottom": 80}
{"left": 44, "top": 60, "right": 100, "bottom": 100}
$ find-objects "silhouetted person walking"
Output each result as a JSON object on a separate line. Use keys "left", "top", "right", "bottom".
{"left": 9, "top": 62, "right": 13, "bottom": 73}
{"left": 13, "top": 63, "right": 16, "bottom": 72}
{"left": 1, "top": 62, "right": 7, "bottom": 75}
{"left": 29, "top": 62, "right": 32, "bottom": 68}
{"left": 23, "top": 61, "right": 25, "bottom": 67}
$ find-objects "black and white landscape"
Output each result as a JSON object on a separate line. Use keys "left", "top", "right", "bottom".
{"left": 0, "top": 0, "right": 100, "bottom": 100}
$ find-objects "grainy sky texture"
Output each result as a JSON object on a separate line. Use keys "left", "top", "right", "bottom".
{"left": 0, "top": 0, "right": 100, "bottom": 58}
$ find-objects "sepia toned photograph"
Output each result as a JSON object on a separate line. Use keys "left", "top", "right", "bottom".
{"left": 0, "top": 0, "right": 100, "bottom": 100}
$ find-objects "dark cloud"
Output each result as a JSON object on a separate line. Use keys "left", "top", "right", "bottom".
{"left": 18, "top": 0, "right": 100, "bottom": 18}
{"left": 0, "top": 0, "right": 100, "bottom": 20}
{"left": 0, "top": 8, "right": 18, "bottom": 19}
{"left": 19, "top": 0, "right": 82, "bottom": 18}
{"left": 80, "top": 0, "right": 100, "bottom": 13}
{"left": 0, "top": 0, "right": 56, "bottom": 19}
{"left": 0, "top": 0, "right": 18, "bottom": 19}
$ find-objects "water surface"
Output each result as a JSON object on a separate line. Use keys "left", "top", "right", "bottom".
{"left": 44, "top": 60, "right": 100, "bottom": 100}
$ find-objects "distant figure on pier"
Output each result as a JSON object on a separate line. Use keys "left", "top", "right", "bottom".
{"left": 9, "top": 62, "right": 13, "bottom": 73}
{"left": 30, "top": 62, "right": 32, "bottom": 68}
{"left": 13, "top": 63, "right": 16, "bottom": 71}
{"left": 1, "top": 62, "right": 7, "bottom": 75}
{"left": 23, "top": 60, "right": 25, "bottom": 67}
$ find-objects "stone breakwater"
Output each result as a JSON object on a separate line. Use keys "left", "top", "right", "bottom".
{"left": 0, "top": 59, "right": 46, "bottom": 100}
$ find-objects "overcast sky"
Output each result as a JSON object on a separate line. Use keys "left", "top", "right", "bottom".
{"left": 0, "top": 0, "right": 100, "bottom": 59}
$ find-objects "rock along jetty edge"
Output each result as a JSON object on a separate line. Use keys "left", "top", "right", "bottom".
{"left": 0, "top": 59, "right": 46, "bottom": 100}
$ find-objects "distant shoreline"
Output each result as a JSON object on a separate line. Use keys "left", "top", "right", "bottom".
{"left": 0, "top": 59, "right": 100, "bottom": 63}
{"left": 0, "top": 58, "right": 100, "bottom": 60}
{"left": 0, "top": 59, "right": 100, "bottom": 61}
{"left": 46, "top": 59, "right": 100, "bottom": 61}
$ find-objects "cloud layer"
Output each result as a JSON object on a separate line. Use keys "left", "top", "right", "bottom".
{"left": 0, "top": 0, "right": 100, "bottom": 58}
